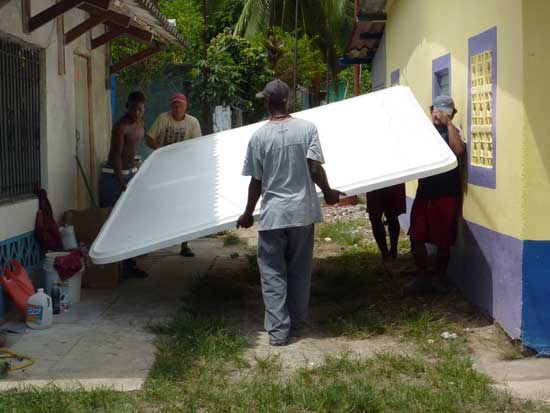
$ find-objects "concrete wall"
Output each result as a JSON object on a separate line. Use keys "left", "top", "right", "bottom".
{"left": 522, "top": 0, "right": 550, "bottom": 240}
{"left": 519, "top": 0, "right": 550, "bottom": 354}
{"left": 385, "top": 0, "right": 550, "bottom": 351}
{"left": 383, "top": 0, "right": 532, "bottom": 342}
{"left": 386, "top": 0, "right": 525, "bottom": 239}
{"left": 0, "top": 0, "right": 112, "bottom": 237}
{"left": 371, "top": 34, "right": 386, "bottom": 91}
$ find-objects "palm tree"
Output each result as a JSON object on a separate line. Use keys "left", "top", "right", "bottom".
{"left": 234, "top": 0, "right": 353, "bottom": 106}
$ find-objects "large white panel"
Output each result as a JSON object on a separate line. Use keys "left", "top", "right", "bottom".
{"left": 91, "top": 87, "right": 456, "bottom": 264}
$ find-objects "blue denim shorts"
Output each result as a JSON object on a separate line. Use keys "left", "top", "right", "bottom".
{"left": 99, "top": 172, "right": 135, "bottom": 208}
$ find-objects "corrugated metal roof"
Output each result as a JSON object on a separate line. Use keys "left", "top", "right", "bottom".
{"left": 342, "top": 20, "right": 384, "bottom": 63}
{"left": 112, "top": 0, "right": 187, "bottom": 46}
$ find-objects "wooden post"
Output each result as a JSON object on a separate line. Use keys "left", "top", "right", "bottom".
{"left": 353, "top": 0, "right": 360, "bottom": 97}
{"left": 21, "top": 0, "right": 30, "bottom": 33}
{"left": 57, "top": 13, "right": 66, "bottom": 75}
{"left": 105, "top": 37, "right": 112, "bottom": 90}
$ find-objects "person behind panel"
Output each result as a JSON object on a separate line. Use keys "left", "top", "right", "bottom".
{"left": 145, "top": 93, "right": 202, "bottom": 258}
{"left": 404, "top": 95, "right": 466, "bottom": 296}
{"left": 99, "top": 91, "right": 148, "bottom": 278}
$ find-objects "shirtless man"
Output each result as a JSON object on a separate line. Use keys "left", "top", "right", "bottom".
{"left": 99, "top": 91, "right": 147, "bottom": 278}
{"left": 99, "top": 91, "right": 145, "bottom": 207}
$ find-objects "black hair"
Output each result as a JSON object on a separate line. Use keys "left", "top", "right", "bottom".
{"left": 127, "top": 91, "right": 146, "bottom": 105}
{"left": 267, "top": 99, "right": 288, "bottom": 114}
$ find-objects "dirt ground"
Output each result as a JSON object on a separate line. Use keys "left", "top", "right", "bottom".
{"left": 195, "top": 204, "right": 550, "bottom": 402}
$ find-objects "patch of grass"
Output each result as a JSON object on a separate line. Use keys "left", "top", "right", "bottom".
{"left": 316, "top": 218, "right": 368, "bottom": 246}
{"left": 3, "top": 308, "right": 548, "bottom": 413}
{"left": 253, "top": 354, "right": 282, "bottom": 375}
{"left": 0, "top": 386, "right": 138, "bottom": 413}
{"left": 2, "top": 235, "right": 549, "bottom": 412}
{"left": 223, "top": 231, "right": 241, "bottom": 246}
{"left": 148, "top": 308, "right": 248, "bottom": 381}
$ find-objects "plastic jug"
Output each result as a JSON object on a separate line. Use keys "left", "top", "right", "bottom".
{"left": 26, "top": 289, "right": 53, "bottom": 329}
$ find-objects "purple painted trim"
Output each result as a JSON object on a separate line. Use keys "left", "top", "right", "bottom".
{"left": 432, "top": 53, "right": 451, "bottom": 101}
{"left": 467, "top": 26, "right": 497, "bottom": 189}
{"left": 402, "top": 195, "right": 522, "bottom": 339}
{"left": 390, "top": 69, "right": 400, "bottom": 86}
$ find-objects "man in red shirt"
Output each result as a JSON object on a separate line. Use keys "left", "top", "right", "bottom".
{"left": 404, "top": 95, "right": 466, "bottom": 295}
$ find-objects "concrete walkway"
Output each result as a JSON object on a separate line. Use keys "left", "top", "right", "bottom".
{"left": 0, "top": 239, "right": 224, "bottom": 391}
{"left": 470, "top": 325, "right": 550, "bottom": 403}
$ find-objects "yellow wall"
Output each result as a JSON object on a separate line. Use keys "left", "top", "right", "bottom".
{"left": 522, "top": 0, "right": 550, "bottom": 240}
{"left": 385, "top": 0, "right": 526, "bottom": 239}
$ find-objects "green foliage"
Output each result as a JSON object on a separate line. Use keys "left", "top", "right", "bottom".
{"left": 316, "top": 218, "right": 368, "bottom": 246}
{"left": 234, "top": 0, "right": 354, "bottom": 76}
{"left": 193, "top": 30, "right": 272, "bottom": 120}
{"left": 111, "top": 0, "right": 204, "bottom": 88}
{"left": 267, "top": 27, "right": 325, "bottom": 91}
{"left": 223, "top": 231, "right": 241, "bottom": 246}
{"left": 338, "top": 64, "right": 372, "bottom": 96}
{"left": 206, "top": 0, "right": 244, "bottom": 39}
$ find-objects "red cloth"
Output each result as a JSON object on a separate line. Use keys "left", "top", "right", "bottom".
{"left": 409, "top": 196, "right": 460, "bottom": 247}
{"left": 366, "top": 184, "right": 406, "bottom": 218}
{"left": 53, "top": 251, "right": 83, "bottom": 281}
{"left": 34, "top": 188, "right": 62, "bottom": 251}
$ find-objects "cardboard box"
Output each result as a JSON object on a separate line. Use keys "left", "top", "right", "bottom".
{"left": 63, "top": 208, "right": 119, "bottom": 289}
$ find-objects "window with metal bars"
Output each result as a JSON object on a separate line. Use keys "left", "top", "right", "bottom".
{"left": 0, "top": 37, "right": 41, "bottom": 201}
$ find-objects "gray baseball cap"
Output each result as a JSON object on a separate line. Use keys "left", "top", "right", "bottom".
{"left": 432, "top": 95, "right": 456, "bottom": 115}
{"left": 256, "top": 79, "right": 290, "bottom": 104}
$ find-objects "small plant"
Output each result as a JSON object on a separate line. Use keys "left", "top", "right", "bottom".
{"left": 223, "top": 231, "right": 241, "bottom": 246}
{"left": 316, "top": 218, "right": 368, "bottom": 246}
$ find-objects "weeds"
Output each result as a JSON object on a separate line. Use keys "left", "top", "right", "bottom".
{"left": 316, "top": 218, "right": 368, "bottom": 246}
{"left": 223, "top": 231, "right": 241, "bottom": 246}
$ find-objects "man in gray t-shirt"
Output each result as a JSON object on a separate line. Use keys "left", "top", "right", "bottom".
{"left": 237, "top": 79, "right": 344, "bottom": 346}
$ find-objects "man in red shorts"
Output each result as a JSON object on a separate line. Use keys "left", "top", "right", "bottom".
{"left": 404, "top": 95, "right": 466, "bottom": 295}
{"left": 366, "top": 183, "right": 406, "bottom": 261}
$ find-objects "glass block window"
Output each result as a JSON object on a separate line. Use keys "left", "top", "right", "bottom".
{"left": 390, "top": 69, "right": 399, "bottom": 86}
{"left": 470, "top": 50, "right": 494, "bottom": 168}
{"left": 468, "top": 27, "right": 497, "bottom": 189}
{"left": 437, "top": 70, "right": 450, "bottom": 96}
{"left": 432, "top": 53, "right": 451, "bottom": 101}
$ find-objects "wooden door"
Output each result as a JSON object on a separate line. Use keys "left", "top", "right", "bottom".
{"left": 74, "top": 54, "right": 95, "bottom": 209}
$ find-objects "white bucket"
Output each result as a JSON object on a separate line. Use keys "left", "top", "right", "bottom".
{"left": 43, "top": 252, "right": 83, "bottom": 307}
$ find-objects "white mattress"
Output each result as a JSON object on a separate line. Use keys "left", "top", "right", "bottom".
{"left": 90, "top": 86, "right": 456, "bottom": 264}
